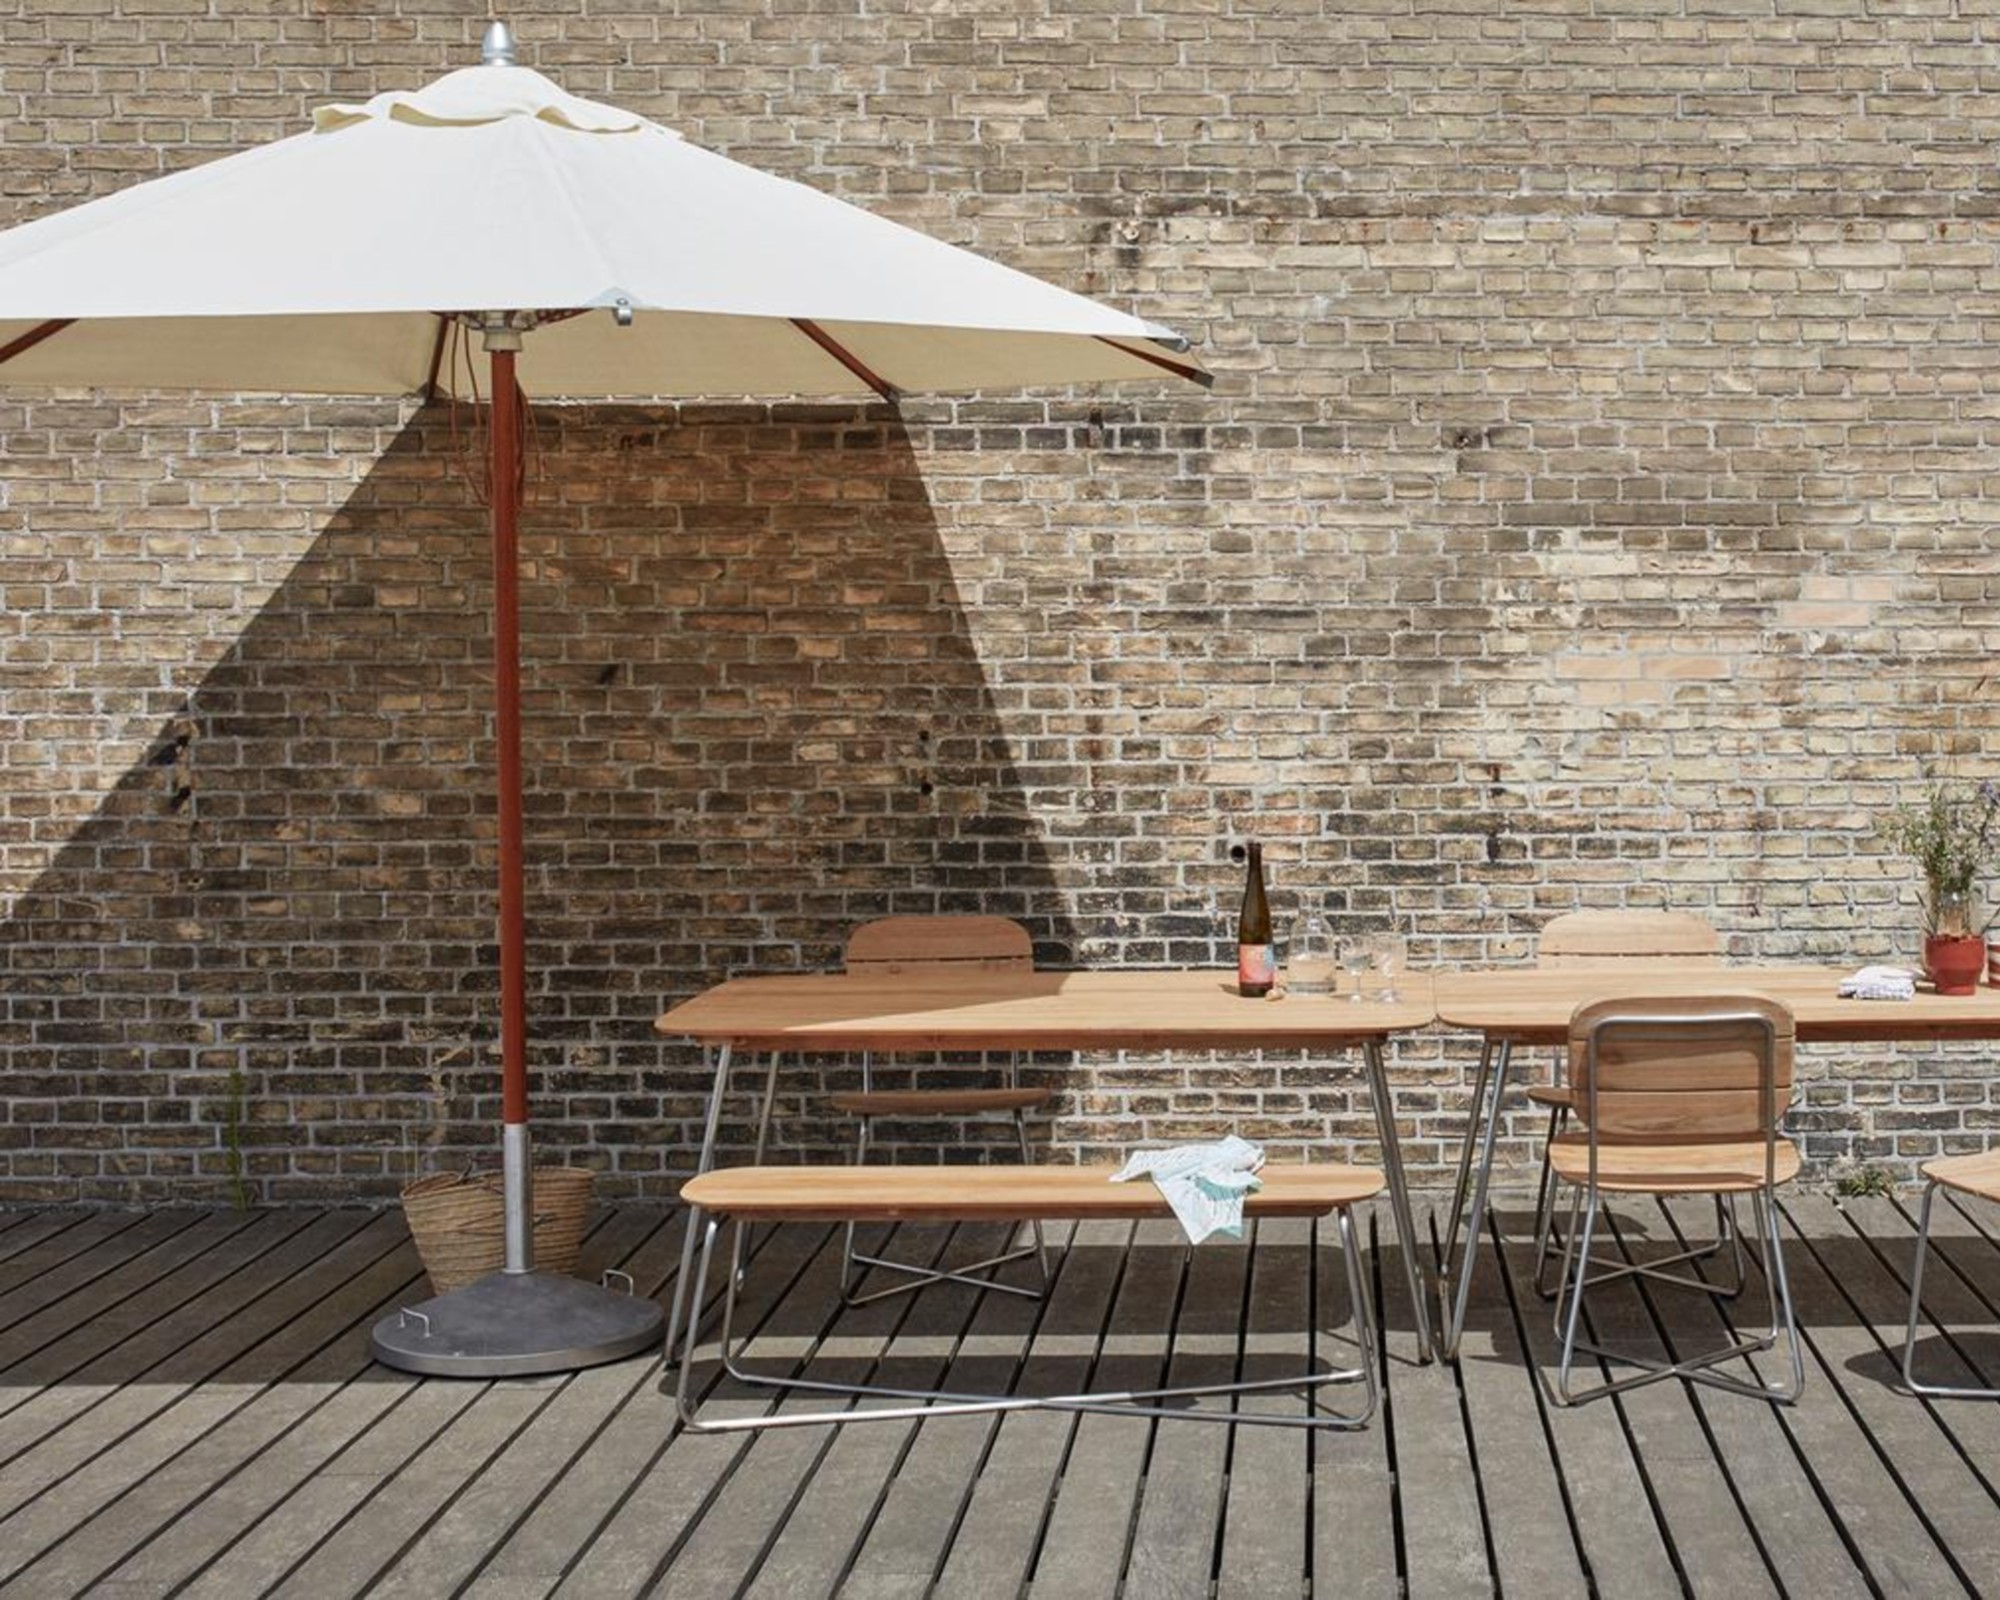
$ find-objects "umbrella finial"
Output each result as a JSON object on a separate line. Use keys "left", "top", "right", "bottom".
{"left": 480, "top": 20, "right": 518, "bottom": 67}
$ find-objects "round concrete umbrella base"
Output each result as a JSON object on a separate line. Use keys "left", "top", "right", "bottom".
{"left": 370, "top": 1268, "right": 663, "bottom": 1378}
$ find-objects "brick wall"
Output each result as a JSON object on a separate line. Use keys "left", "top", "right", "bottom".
{"left": 4, "top": 1, "right": 1998, "bottom": 1204}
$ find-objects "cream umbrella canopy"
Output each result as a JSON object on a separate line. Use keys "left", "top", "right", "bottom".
{"left": 0, "top": 23, "right": 1207, "bottom": 1377}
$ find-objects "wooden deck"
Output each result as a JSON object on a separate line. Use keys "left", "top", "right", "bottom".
{"left": 0, "top": 1192, "right": 1997, "bottom": 1598}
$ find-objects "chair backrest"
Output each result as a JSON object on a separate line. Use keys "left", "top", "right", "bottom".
{"left": 1538, "top": 909, "right": 1722, "bottom": 968}
{"left": 843, "top": 914, "right": 1033, "bottom": 974}
{"left": 1569, "top": 994, "right": 1794, "bottom": 1146}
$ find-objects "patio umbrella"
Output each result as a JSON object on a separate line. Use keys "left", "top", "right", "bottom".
{"left": 0, "top": 23, "right": 1207, "bottom": 1376}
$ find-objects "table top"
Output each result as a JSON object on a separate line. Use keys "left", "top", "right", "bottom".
{"left": 1435, "top": 964, "right": 2000, "bottom": 1044}
{"left": 658, "top": 968, "right": 1438, "bottom": 1052}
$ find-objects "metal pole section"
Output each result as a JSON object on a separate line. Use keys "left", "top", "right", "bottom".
{"left": 488, "top": 333, "right": 534, "bottom": 1274}
{"left": 1360, "top": 1036, "right": 1436, "bottom": 1362}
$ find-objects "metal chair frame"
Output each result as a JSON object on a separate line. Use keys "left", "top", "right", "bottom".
{"left": 1530, "top": 1071, "right": 1747, "bottom": 1304}
{"left": 1547, "top": 1002, "right": 1803, "bottom": 1408}
{"left": 833, "top": 915, "right": 1053, "bottom": 1306}
{"left": 1901, "top": 1175, "right": 2000, "bottom": 1400}
{"left": 838, "top": 1045, "right": 1052, "bottom": 1306}
{"left": 674, "top": 1206, "right": 1380, "bottom": 1434}
{"left": 1522, "top": 912, "right": 1725, "bottom": 1293}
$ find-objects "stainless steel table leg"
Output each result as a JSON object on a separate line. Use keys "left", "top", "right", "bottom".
{"left": 663, "top": 1040, "right": 734, "bottom": 1367}
{"left": 1362, "top": 1036, "right": 1436, "bottom": 1362}
{"left": 1442, "top": 1037, "right": 1513, "bottom": 1360}
{"left": 1441, "top": 1035, "right": 1494, "bottom": 1272}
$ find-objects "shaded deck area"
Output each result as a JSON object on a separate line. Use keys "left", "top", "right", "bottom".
{"left": 0, "top": 1191, "right": 1997, "bottom": 1597}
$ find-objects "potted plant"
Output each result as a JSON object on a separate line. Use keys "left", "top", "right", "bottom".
{"left": 1882, "top": 779, "right": 2000, "bottom": 994}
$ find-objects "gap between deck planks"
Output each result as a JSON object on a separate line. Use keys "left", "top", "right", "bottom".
{"left": 0, "top": 1198, "right": 1997, "bottom": 1598}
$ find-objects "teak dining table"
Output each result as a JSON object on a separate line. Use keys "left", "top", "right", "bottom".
{"left": 657, "top": 968, "right": 1442, "bottom": 1363}
{"left": 1432, "top": 964, "right": 2000, "bottom": 1358}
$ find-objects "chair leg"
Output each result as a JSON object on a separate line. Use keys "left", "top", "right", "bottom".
{"left": 1330, "top": 1205, "right": 1382, "bottom": 1428}
{"left": 1901, "top": 1179, "right": 2000, "bottom": 1400}
{"left": 1554, "top": 1188, "right": 1600, "bottom": 1405}
{"left": 1532, "top": 1104, "right": 1569, "bottom": 1298}
{"left": 839, "top": 1094, "right": 1051, "bottom": 1309}
{"left": 1551, "top": 1185, "right": 1802, "bottom": 1408}
{"left": 1017, "top": 1108, "right": 1053, "bottom": 1293}
{"left": 838, "top": 1106, "right": 872, "bottom": 1307}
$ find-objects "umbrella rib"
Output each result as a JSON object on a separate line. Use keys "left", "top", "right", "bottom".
{"left": 790, "top": 318, "right": 900, "bottom": 403}
{"left": 1093, "top": 335, "right": 1213, "bottom": 389}
{"left": 419, "top": 314, "right": 450, "bottom": 403}
{"left": 0, "top": 318, "right": 76, "bottom": 368}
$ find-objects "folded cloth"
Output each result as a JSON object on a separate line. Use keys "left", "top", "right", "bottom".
{"left": 1839, "top": 964, "right": 1917, "bottom": 1001}
{"left": 1110, "top": 1135, "right": 1266, "bottom": 1244}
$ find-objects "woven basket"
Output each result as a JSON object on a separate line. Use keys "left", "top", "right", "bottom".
{"left": 401, "top": 1170, "right": 505, "bottom": 1293}
{"left": 525, "top": 1165, "right": 593, "bottom": 1275}
{"left": 399, "top": 1166, "right": 596, "bottom": 1292}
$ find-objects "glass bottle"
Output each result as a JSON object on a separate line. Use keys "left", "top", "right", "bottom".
{"left": 1236, "top": 843, "right": 1274, "bottom": 997}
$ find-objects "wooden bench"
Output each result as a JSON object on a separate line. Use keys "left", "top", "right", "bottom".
{"left": 684, "top": 1161, "right": 1382, "bottom": 1220}
{"left": 671, "top": 1160, "right": 1383, "bottom": 1435}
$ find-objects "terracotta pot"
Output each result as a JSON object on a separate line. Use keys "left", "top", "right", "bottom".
{"left": 1924, "top": 933, "right": 1986, "bottom": 996}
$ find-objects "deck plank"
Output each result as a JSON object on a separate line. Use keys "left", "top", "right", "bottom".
{"left": 473, "top": 1218, "right": 838, "bottom": 1596}
{"left": 836, "top": 1222, "right": 1071, "bottom": 1599}
{"left": 1384, "top": 1217, "right": 1487, "bottom": 1600}
{"left": 733, "top": 1226, "right": 996, "bottom": 1600}
{"left": 1566, "top": 1199, "right": 1776, "bottom": 1599}
{"left": 183, "top": 1210, "right": 663, "bottom": 1600}
{"left": 0, "top": 1210, "right": 397, "bottom": 1528}
{"left": 1214, "top": 1215, "right": 1310, "bottom": 1600}
{"left": 1119, "top": 1230, "right": 1249, "bottom": 1600}
{"left": 1309, "top": 1209, "right": 1399, "bottom": 1600}
{"left": 1649, "top": 1195, "right": 1934, "bottom": 1600}
{"left": 1491, "top": 1205, "right": 1684, "bottom": 1597}
{"left": 0, "top": 1197, "right": 1995, "bottom": 1597}
{"left": 351, "top": 1214, "right": 690, "bottom": 1599}
{"left": 1811, "top": 1195, "right": 2000, "bottom": 1577}
{"left": 539, "top": 1220, "right": 911, "bottom": 1598}
{"left": 1023, "top": 1218, "right": 1185, "bottom": 1599}
{"left": 930, "top": 1219, "right": 1127, "bottom": 1599}
{"left": 1452, "top": 1202, "right": 1593, "bottom": 1600}
{"left": 0, "top": 1210, "right": 202, "bottom": 1344}
{"left": 0, "top": 1210, "right": 312, "bottom": 1397}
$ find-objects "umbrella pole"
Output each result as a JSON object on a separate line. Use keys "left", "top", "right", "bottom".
{"left": 367, "top": 319, "right": 663, "bottom": 1377}
{"left": 490, "top": 342, "right": 534, "bottom": 1275}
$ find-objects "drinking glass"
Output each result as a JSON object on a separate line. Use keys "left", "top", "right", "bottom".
{"left": 1340, "top": 937, "right": 1373, "bottom": 1002}
{"left": 1288, "top": 914, "right": 1336, "bottom": 996}
{"left": 1365, "top": 931, "right": 1406, "bottom": 1003}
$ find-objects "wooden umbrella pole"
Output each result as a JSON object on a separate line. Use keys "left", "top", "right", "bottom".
{"left": 489, "top": 338, "right": 533, "bottom": 1273}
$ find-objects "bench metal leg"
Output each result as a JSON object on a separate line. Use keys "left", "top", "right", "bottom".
{"left": 1902, "top": 1179, "right": 2000, "bottom": 1400}
{"left": 664, "top": 1042, "right": 734, "bottom": 1368}
{"left": 677, "top": 1210, "right": 1380, "bottom": 1434}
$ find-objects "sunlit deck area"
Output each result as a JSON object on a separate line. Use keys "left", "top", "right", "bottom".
{"left": 1, "top": 1192, "right": 1997, "bottom": 1597}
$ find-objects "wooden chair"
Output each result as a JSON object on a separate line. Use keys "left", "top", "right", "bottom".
{"left": 1545, "top": 994, "right": 1804, "bottom": 1406}
{"left": 1528, "top": 910, "right": 1725, "bottom": 1293}
{"left": 835, "top": 914, "right": 1053, "bottom": 1305}
{"left": 1902, "top": 1149, "right": 2000, "bottom": 1399}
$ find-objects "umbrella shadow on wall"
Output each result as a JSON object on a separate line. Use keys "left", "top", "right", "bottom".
{"left": 0, "top": 401, "right": 1082, "bottom": 1210}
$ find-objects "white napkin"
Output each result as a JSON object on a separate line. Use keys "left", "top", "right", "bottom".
{"left": 1111, "top": 1136, "right": 1266, "bottom": 1244}
{"left": 1838, "top": 964, "right": 1917, "bottom": 1001}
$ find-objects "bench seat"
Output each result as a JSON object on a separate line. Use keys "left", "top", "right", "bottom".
{"left": 682, "top": 1161, "right": 1383, "bottom": 1223}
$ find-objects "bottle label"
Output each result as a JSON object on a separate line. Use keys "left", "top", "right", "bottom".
{"left": 1237, "top": 943, "right": 1276, "bottom": 993}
